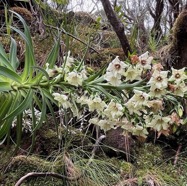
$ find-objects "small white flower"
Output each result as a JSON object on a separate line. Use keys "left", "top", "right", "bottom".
{"left": 172, "top": 82, "right": 187, "bottom": 97}
{"left": 147, "top": 115, "right": 171, "bottom": 131}
{"left": 169, "top": 67, "right": 187, "bottom": 84}
{"left": 52, "top": 93, "right": 70, "bottom": 108}
{"left": 87, "top": 96, "right": 106, "bottom": 112}
{"left": 107, "top": 56, "right": 128, "bottom": 75}
{"left": 117, "top": 117, "right": 133, "bottom": 132}
{"left": 125, "top": 100, "right": 138, "bottom": 115}
{"left": 149, "top": 87, "right": 167, "bottom": 98}
{"left": 76, "top": 95, "right": 89, "bottom": 105}
{"left": 104, "top": 101, "right": 123, "bottom": 119}
{"left": 147, "top": 99, "right": 163, "bottom": 113}
{"left": 125, "top": 90, "right": 149, "bottom": 115}
{"left": 98, "top": 119, "right": 114, "bottom": 131}
{"left": 89, "top": 117, "right": 99, "bottom": 125}
{"left": 104, "top": 72, "right": 122, "bottom": 86}
{"left": 124, "top": 65, "right": 142, "bottom": 82}
{"left": 45, "top": 63, "right": 57, "bottom": 77}
{"left": 131, "top": 90, "right": 149, "bottom": 107}
{"left": 66, "top": 71, "right": 83, "bottom": 86}
{"left": 89, "top": 118, "right": 114, "bottom": 132}
{"left": 148, "top": 70, "right": 168, "bottom": 90}
{"left": 125, "top": 100, "right": 146, "bottom": 116}
{"left": 80, "top": 68, "right": 88, "bottom": 80}
{"left": 138, "top": 51, "right": 153, "bottom": 70}
{"left": 132, "top": 125, "right": 148, "bottom": 138}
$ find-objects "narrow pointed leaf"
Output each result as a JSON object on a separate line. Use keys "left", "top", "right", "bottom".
{"left": 33, "top": 89, "right": 46, "bottom": 131}
{"left": 0, "top": 42, "right": 14, "bottom": 69}
{"left": 0, "top": 66, "right": 22, "bottom": 83}
{"left": 0, "top": 82, "right": 12, "bottom": 91}
{"left": 0, "top": 118, "right": 14, "bottom": 139}
{"left": 3, "top": 89, "right": 33, "bottom": 120}
{"left": 10, "top": 37, "right": 19, "bottom": 70}
{"left": 46, "top": 41, "right": 60, "bottom": 68}
{"left": 0, "top": 94, "right": 13, "bottom": 121}
{"left": 32, "top": 41, "right": 60, "bottom": 84}
{"left": 0, "top": 52, "right": 14, "bottom": 70}
{"left": 32, "top": 66, "right": 49, "bottom": 82}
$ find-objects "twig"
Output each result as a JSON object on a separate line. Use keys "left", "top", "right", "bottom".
{"left": 15, "top": 172, "right": 82, "bottom": 186}
{"left": 15, "top": 135, "right": 106, "bottom": 186}
{"left": 87, "top": 135, "right": 106, "bottom": 165}
{"left": 43, "top": 23, "right": 99, "bottom": 54}
{"left": 174, "top": 143, "right": 182, "bottom": 166}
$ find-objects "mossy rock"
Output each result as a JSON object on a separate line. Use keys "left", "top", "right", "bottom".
{"left": 101, "top": 127, "right": 135, "bottom": 160}
{"left": 1, "top": 155, "right": 65, "bottom": 186}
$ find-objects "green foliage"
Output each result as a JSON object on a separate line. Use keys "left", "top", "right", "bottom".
{"left": 0, "top": 11, "right": 187, "bottom": 154}
{"left": 0, "top": 11, "right": 59, "bottom": 148}
{"left": 148, "top": 34, "right": 162, "bottom": 52}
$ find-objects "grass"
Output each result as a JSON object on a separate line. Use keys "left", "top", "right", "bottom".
{"left": 2, "top": 136, "right": 187, "bottom": 186}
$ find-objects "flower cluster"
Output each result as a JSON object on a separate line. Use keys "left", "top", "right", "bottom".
{"left": 51, "top": 51, "right": 187, "bottom": 139}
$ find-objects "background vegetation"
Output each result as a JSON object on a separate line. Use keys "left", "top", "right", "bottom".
{"left": 0, "top": 0, "right": 187, "bottom": 185}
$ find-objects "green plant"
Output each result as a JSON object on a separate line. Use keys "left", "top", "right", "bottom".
{"left": 0, "top": 11, "right": 187, "bottom": 151}
{"left": 0, "top": 11, "right": 60, "bottom": 149}
{"left": 148, "top": 33, "right": 162, "bottom": 52}
{"left": 4, "top": 5, "right": 13, "bottom": 36}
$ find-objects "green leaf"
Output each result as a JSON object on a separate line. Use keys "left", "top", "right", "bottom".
{"left": 46, "top": 41, "right": 60, "bottom": 68}
{"left": 29, "top": 102, "right": 37, "bottom": 153}
{"left": 0, "top": 93, "right": 20, "bottom": 139}
{"left": 2, "top": 89, "right": 33, "bottom": 120}
{"left": 177, "top": 105, "right": 183, "bottom": 117}
{"left": 0, "top": 43, "right": 14, "bottom": 70}
{"left": 0, "top": 66, "right": 22, "bottom": 83}
{"left": 85, "top": 64, "right": 107, "bottom": 83}
{"left": 0, "top": 93, "right": 13, "bottom": 122}
{"left": 33, "top": 94, "right": 42, "bottom": 111}
{"left": 0, "top": 82, "right": 12, "bottom": 91}
{"left": 10, "top": 37, "right": 19, "bottom": 70}
{"left": 11, "top": 26, "right": 36, "bottom": 81}
{"left": 90, "top": 85, "right": 115, "bottom": 100}
{"left": 42, "top": 88, "right": 56, "bottom": 103}
{"left": 32, "top": 41, "right": 60, "bottom": 84}
{"left": 10, "top": 11, "right": 36, "bottom": 81}
{"left": 32, "top": 66, "right": 50, "bottom": 82}
{"left": 33, "top": 88, "right": 46, "bottom": 131}
{"left": 0, "top": 118, "right": 14, "bottom": 140}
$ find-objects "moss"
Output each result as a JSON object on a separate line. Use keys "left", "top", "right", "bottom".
{"left": 1, "top": 154, "right": 65, "bottom": 186}
{"left": 160, "top": 10, "right": 187, "bottom": 69}
{"left": 135, "top": 143, "right": 163, "bottom": 168}
{"left": 10, "top": 7, "right": 32, "bottom": 24}
{"left": 132, "top": 143, "right": 185, "bottom": 185}
{"left": 120, "top": 161, "right": 134, "bottom": 175}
